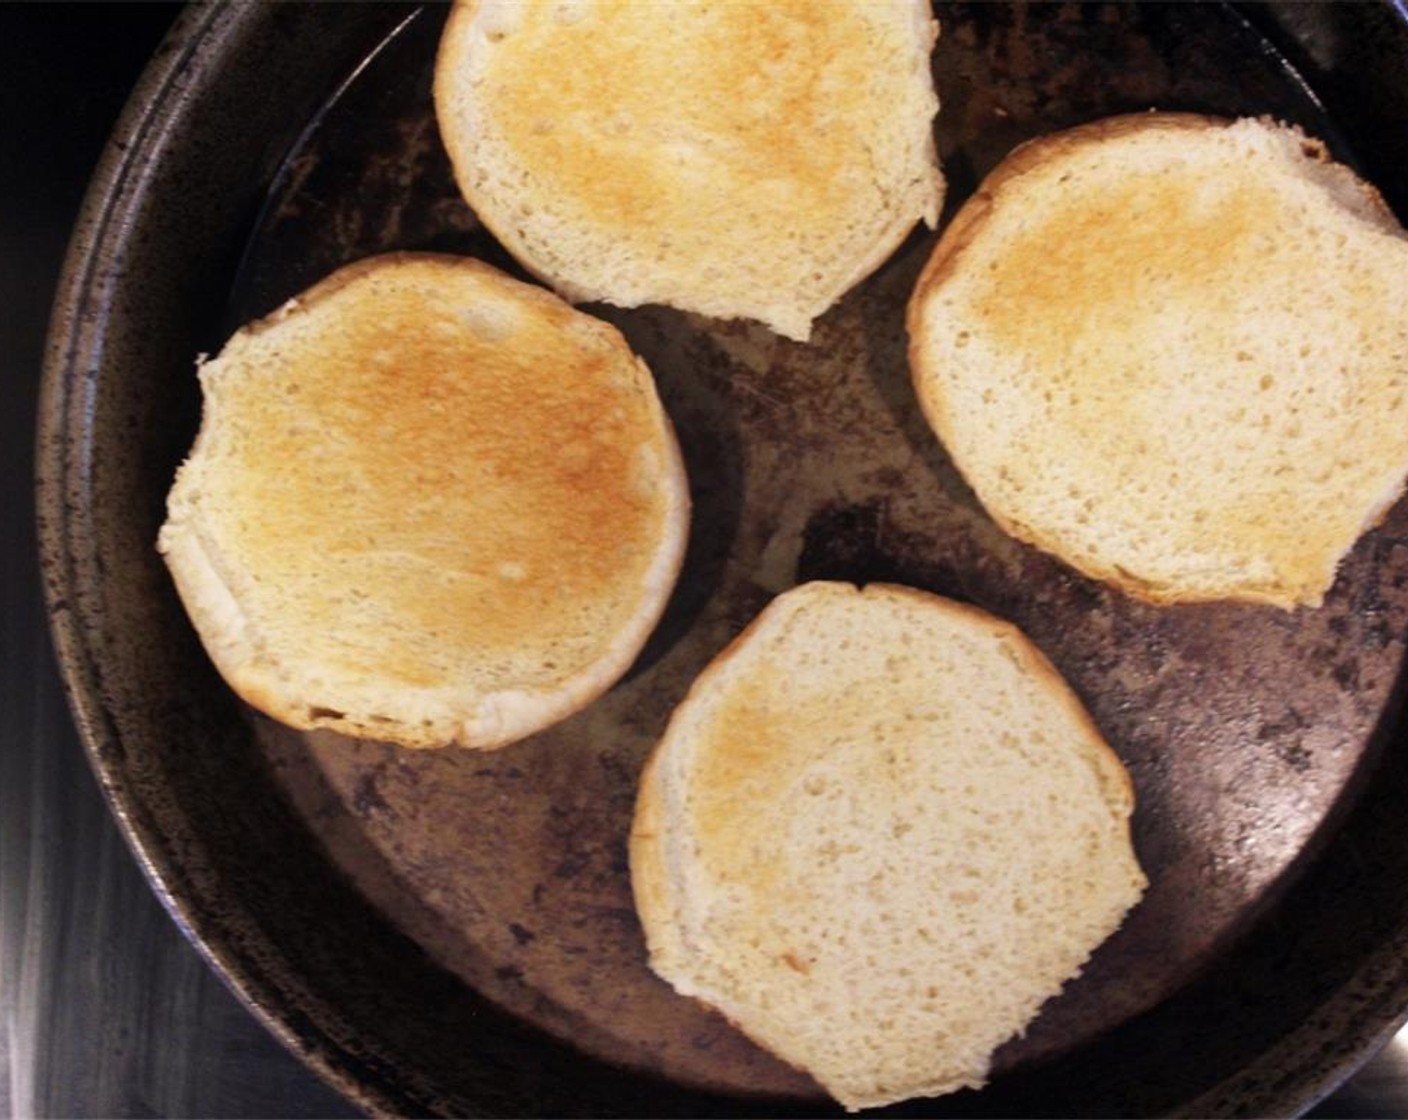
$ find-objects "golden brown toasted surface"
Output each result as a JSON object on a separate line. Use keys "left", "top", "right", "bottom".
{"left": 208, "top": 257, "right": 671, "bottom": 683}
{"left": 162, "top": 253, "right": 688, "bottom": 748}
{"left": 908, "top": 114, "right": 1408, "bottom": 607}
{"left": 457, "top": 1, "right": 898, "bottom": 237}
{"left": 680, "top": 585, "right": 1133, "bottom": 897}
{"left": 631, "top": 581, "right": 1145, "bottom": 1109}
{"left": 435, "top": 0, "right": 942, "bottom": 339}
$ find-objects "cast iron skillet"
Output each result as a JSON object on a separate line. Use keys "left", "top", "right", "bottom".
{"left": 36, "top": 3, "right": 1408, "bottom": 1116}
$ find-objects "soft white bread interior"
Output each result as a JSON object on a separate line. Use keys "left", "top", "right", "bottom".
{"left": 631, "top": 581, "right": 1146, "bottom": 1111}
{"left": 158, "top": 252, "right": 689, "bottom": 750}
{"left": 434, "top": 0, "right": 944, "bottom": 341}
{"left": 908, "top": 113, "right": 1408, "bottom": 609}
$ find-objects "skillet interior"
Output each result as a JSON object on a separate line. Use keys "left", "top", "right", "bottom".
{"left": 37, "top": 2, "right": 1408, "bottom": 1115}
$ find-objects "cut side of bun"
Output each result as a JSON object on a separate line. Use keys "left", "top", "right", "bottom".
{"left": 434, "top": 0, "right": 944, "bottom": 341}
{"left": 158, "top": 253, "right": 689, "bottom": 750}
{"left": 908, "top": 114, "right": 1408, "bottom": 609}
{"left": 631, "top": 581, "right": 1146, "bottom": 1111}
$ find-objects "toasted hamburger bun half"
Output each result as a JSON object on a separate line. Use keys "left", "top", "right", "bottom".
{"left": 158, "top": 253, "right": 689, "bottom": 750}
{"left": 631, "top": 581, "right": 1146, "bottom": 1111}
{"left": 434, "top": 0, "right": 944, "bottom": 342}
{"left": 908, "top": 114, "right": 1408, "bottom": 609}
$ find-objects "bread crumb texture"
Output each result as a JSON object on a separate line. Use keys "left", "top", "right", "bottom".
{"left": 436, "top": 0, "right": 943, "bottom": 340}
{"left": 159, "top": 253, "right": 688, "bottom": 749}
{"left": 631, "top": 582, "right": 1146, "bottom": 1110}
{"left": 909, "top": 115, "right": 1408, "bottom": 608}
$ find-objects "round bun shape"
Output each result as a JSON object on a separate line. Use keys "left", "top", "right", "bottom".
{"left": 158, "top": 252, "right": 689, "bottom": 750}
{"left": 908, "top": 114, "right": 1408, "bottom": 609}
{"left": 631, "top": 581, "right": 1146, "bottom": 1111}
{"left": 434, "top": 0, "right": 944, "bottom": 342}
